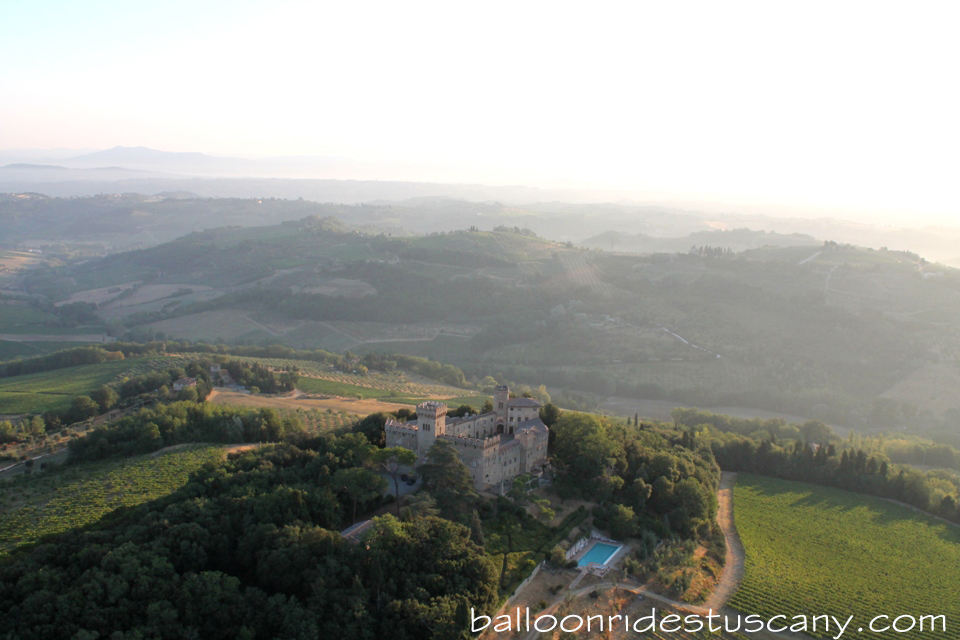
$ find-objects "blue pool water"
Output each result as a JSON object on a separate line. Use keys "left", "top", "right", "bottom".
{"left": 578, "top": 542, "right": 620, "bottom": 567}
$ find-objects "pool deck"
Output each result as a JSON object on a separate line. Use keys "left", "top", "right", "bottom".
{"left": 577, "top": 542, "right": 621, "bottom": 567}
{"left": 567, "top": 543, "right": 630, "bottom": 588}
{"left": 567, "top": 537, "right": 633, "bottom": 589}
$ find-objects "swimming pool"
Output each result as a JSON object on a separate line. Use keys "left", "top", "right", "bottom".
{"left": 578, "top": 541, "right": 621, "bottom": 567}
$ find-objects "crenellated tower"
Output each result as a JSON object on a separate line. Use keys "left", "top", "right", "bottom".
{"left": 415, "top": 401, "right": 447, "bottom": 463}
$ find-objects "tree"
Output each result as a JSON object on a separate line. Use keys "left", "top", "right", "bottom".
{"left": 375, "top": 447, "right": 417, "bottom": 516}
{"left": 334, "top": 467, "right": 387, "bottom": 524}
{"left": 478, "top": 376, "right": 499, "bottom": 393}
{"left": 623, "top": 478, "right": 652, "bottom": 512}
{"left": 533, "top": 497, "right": 555, "bottom": 523}
{"left": 69, "top": 396, "right": 99, "bottom": 423}
{"left": 400, "top": 492, "right": 440, "bottom": 521}
{"left": 418, "top": 439, "right": 478, "bottom": 517}
{"left": 0, "top": 421, "right": 15, "bottom": 444}
{"left": 90, "top": 385, "right": 119, "bottom": 413}
{"left": 609, "top": 504, "right": 638, "bottom": 539}
{"left": 352, "top": 412, "right": 389, "bottom": 447}
{"left": 178, "top": 387, "right": 199, "bottom": 402}
{"left": 447, "top": 404, "right": 475, "bottom": 418}
{"left": 800, "top": 420, "right": 833, "bottom": 444}
{"left": 24, "top": 416, "right": 46, "bottom": 437}
{"left": 539, "top": 403, "right": 562, "bottom": 427}
{"left": 551, "top": 412, "right": 619, "bottom": 483}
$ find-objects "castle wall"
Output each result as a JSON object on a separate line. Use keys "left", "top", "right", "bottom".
{"left": 506, "top": 405, "right": 539, "bottom": 429}
{"left": 385, "top": 391, "right": 549, "bottom": 491}
{"left": 443, "top": 434, "right": 500, "bottom": 490}
{"left": 525, "top": 433, "right": 549, "bottom": 471}
{"left": 446, "top": 412, "right": 499, "bottom": 439}
{"left": 385, "top": 423, "right": 418, "bottom": 453}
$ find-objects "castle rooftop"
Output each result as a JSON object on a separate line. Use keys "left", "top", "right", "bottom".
{"left": 507, "top": 397, "right": 542, "bottom": 408}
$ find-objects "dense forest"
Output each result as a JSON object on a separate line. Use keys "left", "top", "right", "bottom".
{"left": 0, "top": 384, "right": 734, "bottom": 638}
{"left": 0, "top": 442, "right": 497, "bottom": 640}
{"left": 669, "top": 408, "right": 960, "bottom": 526}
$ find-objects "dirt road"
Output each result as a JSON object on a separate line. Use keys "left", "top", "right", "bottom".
{"left": 704, "top": 471, "right": 745, "bottom": 611}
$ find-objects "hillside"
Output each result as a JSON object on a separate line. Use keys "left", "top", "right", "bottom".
{"left": 6, "top": 216, "right": 960, "bottom": 435}
{"left": 581, "top": 228, "right": 820, "bottom": 253}
{"left": 0, "top": 445, "right": 228, "bottom": 556}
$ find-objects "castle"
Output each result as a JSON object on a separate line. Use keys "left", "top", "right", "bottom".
{"left": 384, "top": 385, "right": 549, "bottom": 491}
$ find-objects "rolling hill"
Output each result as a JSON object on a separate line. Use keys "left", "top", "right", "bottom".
{"left": 10, "top": 215, "right": 960, "bottom": 436}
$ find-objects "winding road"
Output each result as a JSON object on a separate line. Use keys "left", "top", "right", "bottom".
{"left": 704, "top": 471, "right": 746, "bottom": 611}
{"left": 503, "top": 470, "right": 806, "bottom": 640}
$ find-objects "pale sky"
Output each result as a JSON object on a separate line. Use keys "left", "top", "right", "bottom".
{"left": 2, "top": 0, "right": 959, "bottom": 224}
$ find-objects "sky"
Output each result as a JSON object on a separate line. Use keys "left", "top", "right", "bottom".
{"left": 2, "top": 0, "right": 959, "bottom": 224}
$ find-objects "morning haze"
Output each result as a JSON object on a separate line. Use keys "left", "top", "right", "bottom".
{"left": 2, "top": 2, "right": 960, "bottom": 640}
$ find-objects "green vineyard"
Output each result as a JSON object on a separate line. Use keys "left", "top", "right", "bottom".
{"left": 731, "top": 473, "right": 960, "bottom": 639}
{"left": 0, "top": 354, "right": 191, "bottom": 414}
{"left": 0, "top": 445, "right": 226, "bottom": 556}
{"left": 277, "top": 407, "right": 358, "bottom": 433}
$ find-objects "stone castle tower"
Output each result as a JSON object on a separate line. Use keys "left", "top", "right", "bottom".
{"left": 493, "top": 384, "right": 509, "bottom": 432}
{"left": 384, "top": 385, "right": 550, "bottom": 490}
{"left": 415, "top": 401, "right": 447, "bottom": 463}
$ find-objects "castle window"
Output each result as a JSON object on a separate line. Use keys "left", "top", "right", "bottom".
{"left": 498, "top": 402, "right": 503, "bottom": 409}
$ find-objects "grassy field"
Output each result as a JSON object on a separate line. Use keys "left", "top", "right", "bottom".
{"left": 0, "top": 445, "right": 227, "bottom": 556}
{"left": 296, "top": 376, "right": 405, "bottom": 399}
{"left": 0, "top": 340, "right": 102, "bottom": 361}
{"left": 731, "top": 473, "right": 960, "bottom": 639}
{"left": 0, "top": 355, "right": 185, "bottom": 414}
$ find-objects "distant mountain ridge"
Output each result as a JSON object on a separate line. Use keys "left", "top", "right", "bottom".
{"left": 68, "top": 146, "right": 215, "bottom": 164}
{"left": 0, "top": 163, "right": 68, "bottom": 170}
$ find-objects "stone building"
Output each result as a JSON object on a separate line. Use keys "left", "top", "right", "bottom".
{"left": 384, "top": 385, "right": 549, "bottom": 490}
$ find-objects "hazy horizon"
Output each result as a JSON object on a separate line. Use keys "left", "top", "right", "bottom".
{"left": 2, "top": 143, "right": 958, "bottom": 232}
{"left": 2, "top": 1, "right": 959, "bottom": 227}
